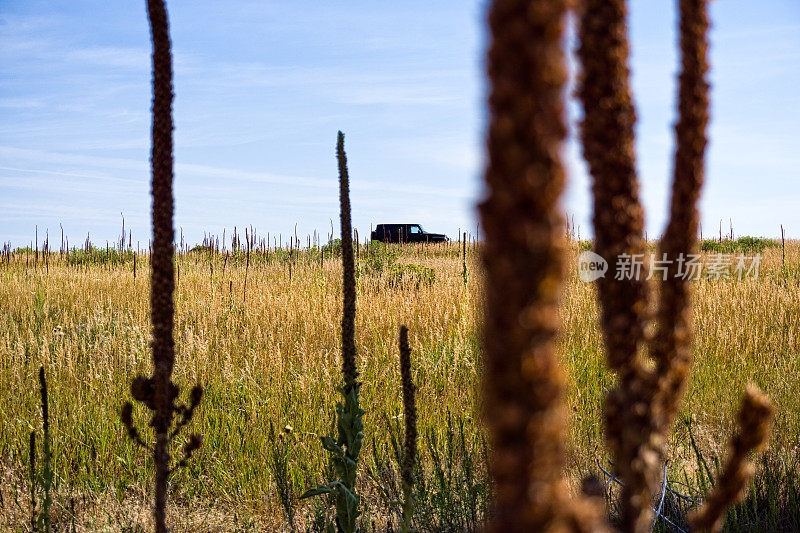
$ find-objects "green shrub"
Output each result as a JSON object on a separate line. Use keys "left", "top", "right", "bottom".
{"left": 322, "top": 238, "right": 342, "bottom": 257}
{"left": 700, "top": 236, "right": 778, "bottom": 254}
{"left": 356, "top": 247, "right": 434, "bottom": 289}
{"left": 358, "top": 245, "right": 399, "bottom": 278}
{"left": 386, "top": 264, "right": 436, "bottom": 290}
{"left": 66, "top": 246, "right": 136, "bottom": 266}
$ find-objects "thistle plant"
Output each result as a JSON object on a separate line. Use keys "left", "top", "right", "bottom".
{"left": 120, "top": 2, "right": 203, "bottom": 532}
{"left": 268, "top": 421, "right": 297, "bottom": 532}
{"left": 300, "top": 131, "right": 365, "bottom": 533}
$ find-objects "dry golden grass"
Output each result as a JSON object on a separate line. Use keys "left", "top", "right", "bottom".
{"left": 1, "top": 240, "right": 798, "bottom": 529}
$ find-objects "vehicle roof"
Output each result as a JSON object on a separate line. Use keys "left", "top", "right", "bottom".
{"left": 375, "top": 223, "right": 421, "bottom": 226}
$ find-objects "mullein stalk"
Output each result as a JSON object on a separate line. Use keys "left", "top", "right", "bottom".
{"left": 577, "top": 1, "right": 772, "bottom": 531}
{"left": 301, "top": 131, "right": 365, "bottom": 533}
{"left": 576, "top": 2, "right": 658, "bottom": 529}
{"left": 689, "top": 385, "right": 775, "bottom": 532}
{"left": 667, "top": 6, "right": 775, "bottom": 529}
{"left": 339, "top": 131, "right": 357, "bottom": 388}
{"left": 650, "top": 0, "right": 710, "bottom": 438}
{"left": 146, "top": 1, "right": 177, "bottom": 527}
{"left": 576, "top": 0, "right": 651, "bottom": 372}
{"left": 398, "top": 326, "right": 417, "bottom": 532}
{"left": 481, "top": 1, "right": 605, "bottom": 530}
{"left": 461, "top": 233, "right": 467, "bottom": 287}
{"left": 120, "top": 3, "right": 203, "bottom": 532}
{"left": 29, "top": 431, "right": 36, "bottom": 533}
{"left": 38, "top": 367, "right": 53, "bottom": 532}
{"left": 244, "top": 227, "right": 250, "bottom": 304}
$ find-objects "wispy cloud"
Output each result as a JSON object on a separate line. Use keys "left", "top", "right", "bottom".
{"left": 64, "top": 46, "right": 149, "bottom": 70}
{"left": 0, "top": 146, "right": 472, "bottom": 200}
{"left": 2, "top": 0, "right": 798, "bottom": 243}
{"left": 0, "top": 97, "right": 46, "bottom": 109}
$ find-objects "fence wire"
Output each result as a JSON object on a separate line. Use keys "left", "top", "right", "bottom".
{"left": 596, "top": 458, "right": 702, "bottom": 532}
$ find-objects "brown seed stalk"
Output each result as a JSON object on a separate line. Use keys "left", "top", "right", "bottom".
{"left": 576, "top": 0, "right": 668, "bottom": 528}
{"left": 651, "top": 0, "right": 710, "bottom": 430}
{"left": 689, "top": 385, "right": 775, "bottom": 532}
{"left": 481, "top": 1, "right": 605, "bottom": 530}
{"left": 576, "top": 1, "right": 773, "bottom": 532}
{"left": 398, "top": 325, "right": 417, "bottom": 530}
{"left": 338, "top": 130, "right": 358, "bottom": 388}
{"left": 145, "top": 1, "right": 177, "bottom": 529}
{"left": 119, "top": 2, "right": 202, "bottom": 531}
{"left": 576, "top": 0, "right": 650, "bottom": 371}
{"left": 29, "top": 431, "right": 36, "bottom": 533}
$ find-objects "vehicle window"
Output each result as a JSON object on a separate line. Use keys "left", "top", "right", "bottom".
{"left": 409, "top": 225, "right": 421, "bottom": 234}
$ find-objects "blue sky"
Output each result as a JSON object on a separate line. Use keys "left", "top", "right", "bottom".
{"left": 1, "top": 1, "right": 798, "bottom": 248}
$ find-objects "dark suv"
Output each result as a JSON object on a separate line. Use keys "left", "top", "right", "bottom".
{"left": 371, "top": 224, "right": 448, "bottom": 243}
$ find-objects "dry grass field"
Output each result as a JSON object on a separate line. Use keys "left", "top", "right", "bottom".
{"left": 1, "top": 237, "right": 798, "bottom": 530}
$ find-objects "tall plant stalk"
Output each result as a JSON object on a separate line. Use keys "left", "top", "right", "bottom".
{"left": 576, "top": 0, "right": 774, "bottom": 531}
{"left": 398, "top": 325, "right": 417, "bottom": 532}
{"left": 29, "top": 431, "right": 36, "bottom": 533}
{"left": 339, "top": 131, "right": 357, "bottom": 389}
{"left": 690, "top": 385, "right": 774, "bottom": 532}
{"left": 576, "top": 1, "right": 656, "bottom": 528}
{"left": 28, "top": 367, "right": 54, "bottom": 532}
{"left": 478, "top": 0, "right": 774, "bottom": 531}
{"left": 120, "top": 2, "right": 203, "bottom": 532}
{"left": 300, "top": 131, "right": 365, "bottom": 533}
{"left": 147, "top": 0, "right": 177, "bottom": 526}
{"left": 480, "top": 0, "right": 603, "bottom": 530}
{"left": 38, "top": 367, "right": 53, "bottom": 532}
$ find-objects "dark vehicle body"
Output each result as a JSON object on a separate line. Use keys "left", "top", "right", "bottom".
{"left": 371, "top": 224, "right": 448, "bottom": 243}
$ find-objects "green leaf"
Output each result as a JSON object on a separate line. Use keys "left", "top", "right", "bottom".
{"left": 299, "top": 485, "right": 334, "bottom": 500}
{"left": 321, "top": 435, "right": 344, "bottom": 456}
